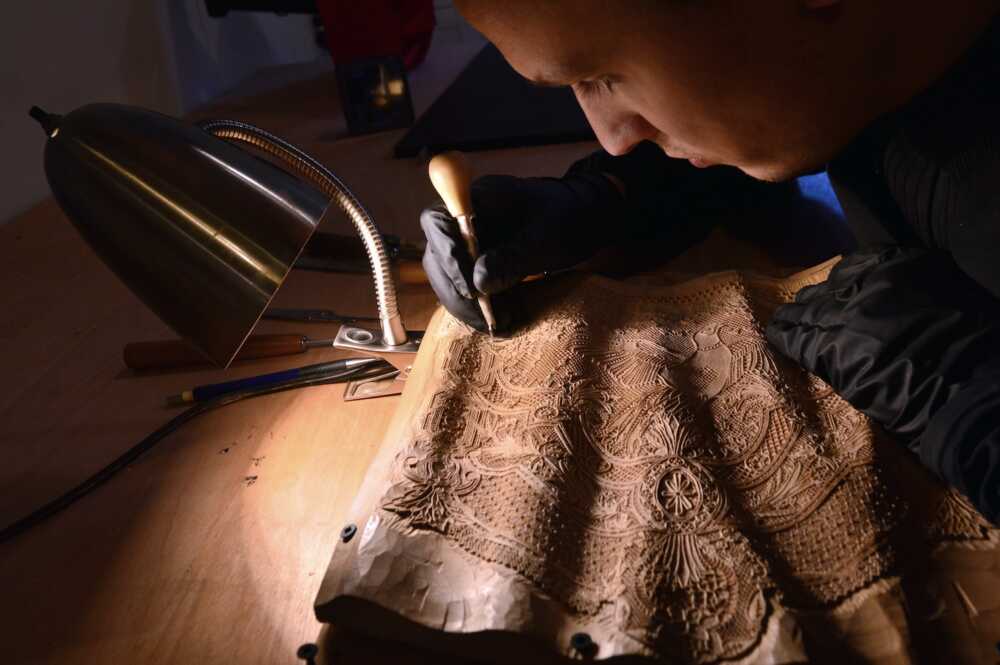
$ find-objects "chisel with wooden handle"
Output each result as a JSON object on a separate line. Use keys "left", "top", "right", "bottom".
{"left": 428, "top": 151, "right": 497, "bottom": 337}
{"left": 123, "top": 334, "right": 338, "bottom": 371}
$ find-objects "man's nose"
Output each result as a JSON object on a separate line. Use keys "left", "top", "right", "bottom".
{"left": 575, "top": 92, "right": 657, "bottom": 156}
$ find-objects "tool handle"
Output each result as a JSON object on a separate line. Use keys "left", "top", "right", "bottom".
{"left": 123, "top": 334, "right": 307, "bottom": 371}
{"left": 428, "top": 151, "right": 498, "bottom": 333}
{"left": 456, "top": 216, "right": 481, "bottom": 259}
{"left": 191, "top": 367, "right": 306, "bottom": 402}
{"left": 429, "top": 152, "right": 475, "bottom": 218}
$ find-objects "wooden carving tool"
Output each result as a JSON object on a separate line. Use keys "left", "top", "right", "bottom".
{"left": 123, "top": 334, "right": 336, "bottom": 371}
{"left": 428, "top": 151, "right": 497, "bottom": 337}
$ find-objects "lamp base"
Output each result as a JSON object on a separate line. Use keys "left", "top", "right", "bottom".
{"left": 334, "top": 325, "right": 423, "bottom": 400}
{"left": 333, "top": 325, "right": 423, "bottom": 371}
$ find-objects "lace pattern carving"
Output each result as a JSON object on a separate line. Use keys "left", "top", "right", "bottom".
{"left": 354, "top": 270, "right": 997, "bottom": 663}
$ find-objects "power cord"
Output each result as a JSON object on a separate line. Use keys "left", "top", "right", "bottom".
{"left": 0, "top": 360, "right": 397, "bottom": 545}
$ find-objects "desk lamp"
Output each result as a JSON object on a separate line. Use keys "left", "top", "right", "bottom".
{"left": 31, "top": 104, "right": 422, "bottom": 382}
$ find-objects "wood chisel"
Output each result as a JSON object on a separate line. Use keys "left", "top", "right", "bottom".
{"left": 428, "top": 151, "right": 497, "bottom": 337}
{"left": 123, "top": 334, "right": 343, "bottom": 371}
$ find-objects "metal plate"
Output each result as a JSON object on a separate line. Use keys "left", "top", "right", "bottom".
{"left": 333, "top": 325, "right": 423, "bottom": 354}
{"left": 343, "top": 370, "right": 408, "bottom": 401}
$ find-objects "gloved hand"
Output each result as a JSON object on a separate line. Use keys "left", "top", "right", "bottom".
{"left": 420, "top": 171, "right": 623, "bottom": 331}
{"left": 767, "top": 246, "right": 1000, "bottom": 521}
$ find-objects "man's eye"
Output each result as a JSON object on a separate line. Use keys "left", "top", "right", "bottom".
{"left": 576, "top": 77, "right": 617, "bottom": 96}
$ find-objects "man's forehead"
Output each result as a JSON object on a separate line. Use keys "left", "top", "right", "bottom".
{"left": 460, "top": 0, "right": 617, "bottom": 83}
{"left": 502, "top": 43, "right": 603, "bottom": 86}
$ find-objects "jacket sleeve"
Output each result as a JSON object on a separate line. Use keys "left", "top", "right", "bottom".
{"left": 766, "top": 247, "right": 1000, "bottom": 522}
{"left": 920, "top": 361, "right": 1000, "bottom": 522}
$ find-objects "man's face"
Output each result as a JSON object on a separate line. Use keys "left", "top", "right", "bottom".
{"left": 459, "top": 1, "right": 870, "bottom": 181}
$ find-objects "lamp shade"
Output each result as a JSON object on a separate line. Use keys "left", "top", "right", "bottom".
{"left": 36, "top": 104, "right": 329, "bottom": 367}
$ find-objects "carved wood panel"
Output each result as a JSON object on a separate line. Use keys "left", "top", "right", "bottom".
{"left": 317, "top": 262, "right": 1000, "bottom": 664}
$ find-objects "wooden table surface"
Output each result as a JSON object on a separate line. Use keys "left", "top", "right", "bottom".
{"left": 0, "top": 72, "right": 597, "bottom": 664}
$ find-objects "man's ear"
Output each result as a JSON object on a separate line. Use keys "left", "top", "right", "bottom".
{"left": 801, "top": 0, "right": 841, "bottom": 8}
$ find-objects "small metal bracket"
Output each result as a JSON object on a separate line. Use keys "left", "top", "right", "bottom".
{"left": 334, "top": 325, "right": 422, "bottom": 401}
{"left": 343, "top": 367, "right": 410, "bottom": 401}
{"left": 333, "top": 325, "right": 422, "bottom": 370}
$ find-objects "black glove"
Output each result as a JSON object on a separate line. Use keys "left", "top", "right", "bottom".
{"left": 767, "top": 246, "right": 1000, "bottom": 521}
{"left": 420, "top": 172, "right": 623, "bottom": 331}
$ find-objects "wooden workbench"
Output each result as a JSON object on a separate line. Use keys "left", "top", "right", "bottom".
{"left": 0, "top": 71, "right": 597, "bottom": 664}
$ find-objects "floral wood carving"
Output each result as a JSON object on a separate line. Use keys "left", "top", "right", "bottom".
{"left": 320, "top": 266, "right": 1000, "bottom": 664}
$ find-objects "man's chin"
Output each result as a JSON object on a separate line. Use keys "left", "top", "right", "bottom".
{"left": 736, "top": 160, "right": 818, "bottom": 183}
{"left": 658, "top": 142, "right": 820, "bottom": 182}
{"left": 677, "top": 151, "right": 800, "bottom": 182}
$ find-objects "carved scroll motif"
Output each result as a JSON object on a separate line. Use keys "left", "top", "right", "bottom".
{"left": 323, "top": 268, "right": 1000, "bottom": 663}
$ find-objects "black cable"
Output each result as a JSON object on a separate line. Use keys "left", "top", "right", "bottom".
{"left": 0, "top": 361, "right": 397, "bottom": 545}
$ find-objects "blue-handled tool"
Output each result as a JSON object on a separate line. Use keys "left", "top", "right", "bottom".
{"left": 165, "top": 357, "right": 389, "bottom": 406}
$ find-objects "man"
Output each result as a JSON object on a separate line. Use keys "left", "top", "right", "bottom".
{"left": 420, "top": 0, "right": 1000, "bottom": 521}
